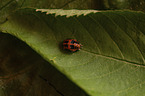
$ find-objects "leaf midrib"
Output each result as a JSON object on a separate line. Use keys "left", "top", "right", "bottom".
{"left": 82, "top": 50, "right": 145, "bottom": 67}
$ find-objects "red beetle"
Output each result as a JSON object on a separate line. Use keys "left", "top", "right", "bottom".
{"left": 63, "top": 39, "right": 82, "bottom": 52}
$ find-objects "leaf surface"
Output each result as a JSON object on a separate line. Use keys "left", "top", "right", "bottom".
{"left": 0, "top": 9, "right": 145, "bottom": 96}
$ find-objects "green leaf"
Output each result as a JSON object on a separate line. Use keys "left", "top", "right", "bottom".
{"left": 0, "top": 9, "right": 145, "bottom": 96}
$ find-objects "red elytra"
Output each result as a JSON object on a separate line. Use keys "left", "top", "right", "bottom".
{"left": 63, "top": 39, "right": 82, "bottom": 52}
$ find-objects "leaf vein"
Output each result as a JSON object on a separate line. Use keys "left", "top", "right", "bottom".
{"left": 32, "top": 13, "right": 59, "bottom": 43}
{"left": 88, "top": 15, "right": 125, "bottom": 59}
{"left": 76, "top": 64, "right": 126, "bottom": 80}
{"left": 81, "top": 50, "right": 145, "bottom": 67}
{"left": 102, "top": 12, "right": 145, "bottom": 63}
{"left": 74, "top": 17, "right": 101, "bottom": 54}
{"left": 117, "top": 80, "right": 145, "bottom": 94}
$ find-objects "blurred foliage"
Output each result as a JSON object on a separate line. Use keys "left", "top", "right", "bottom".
{"left": 96, "top": 0, "right": 145, "bottom": 12}
{"left": 0, "top": 0, "right": 145, "bottom": 23}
